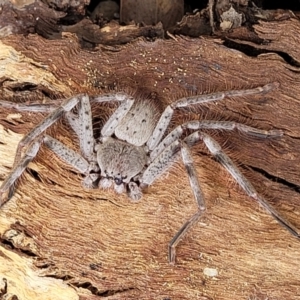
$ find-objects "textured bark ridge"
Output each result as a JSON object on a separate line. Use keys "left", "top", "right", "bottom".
{"left": 1, "top": 9, "right": 300, "bottom": 300}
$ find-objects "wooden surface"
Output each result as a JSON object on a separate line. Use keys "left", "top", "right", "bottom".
{"left": 1, "top": 19, "right": 300, "bottom": 299}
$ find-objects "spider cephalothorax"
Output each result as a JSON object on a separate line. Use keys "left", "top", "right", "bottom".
{"left": 0, "top": 82, "right": 299, "bottom": 264}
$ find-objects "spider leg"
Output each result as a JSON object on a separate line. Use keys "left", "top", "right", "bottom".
{"left": 151, "top": 120, "right": 283, "bottom": 160}
{"left": 12, "top": 94, "right": 86, "bottom": 167}
{"left": 0, "top": 94, "right": 88, "bottom": 202}
{"left": 140, "top": 141, "right": 206, "bottom": 264}
{"left": 0, "top": 132, "right": 98, "bottom": 205}
{"left": 92, "top": 93, "right": 135, "bottom": 138}
{"left": 147, "top": 82, "right": 279, "bottom": 150}
{"left": 168, "top": 142, "right": 206, "bottom": 264}
{"left": 43, "top": 135, "right": 90, "bottom": 173}
{"left": 65, "top": 95, "right": 95, "bottom": 161}
{"left": 43, "top": 135, "right": 99, "bottom": 188}
{"left": 141, "top": 141, "right": 181, "bottom": 187}
{"left": 187, "top": 131, "right": 300, "bottom": 238}
{"left": 173, "top": 82, "right": 279, "bottom": 108}
{"left": 0, "top": 100, "right": 58, "bottom": 113}
{"left": 0, "top": 137, "right": 43, "bottom": 206}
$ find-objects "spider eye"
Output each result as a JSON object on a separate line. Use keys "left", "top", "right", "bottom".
{"left": 114, "top": 178, "right": 122, "bottom": 185}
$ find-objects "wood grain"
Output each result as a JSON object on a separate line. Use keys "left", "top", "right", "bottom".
{"left": 0, "top": 20, "right": 300, "bottom": 299}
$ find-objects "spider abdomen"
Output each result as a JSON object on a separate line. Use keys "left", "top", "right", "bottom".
{"left": 114, "top": 100, "right": 159, "bottom": 146}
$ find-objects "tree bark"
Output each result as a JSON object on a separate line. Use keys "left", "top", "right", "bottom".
{"left": 1, "top": 18, "right": 300, "bottom": 300}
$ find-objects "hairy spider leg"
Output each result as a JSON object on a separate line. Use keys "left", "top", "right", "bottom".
{"left": 186, "top": 131, "right": 300, "bottom": 239}
{"left": 146, "top": 82, "right": 279, "bottom": 151}
{"left": 140, "top": 139, "right": 205, "bottom": 264}
{"left": 92, "top": 93, "right": 135, "bottom": 137}
{"left": 65, "top": 95, "right": 95, "bottom": 161}
{"left": 151, "top": 120, "right": 283, "bottom": 160}
{"left": 0, "top": 94, "right": 87, "bottom": 204}
{"left": 11, "top": 95, "right": 86, "bottom": 167}
{"left": 0, "top": 137, "right": 43, "bottom": 206}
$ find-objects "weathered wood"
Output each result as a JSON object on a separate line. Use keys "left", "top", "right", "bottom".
{"left": 0, "top": 0, "right": 164, "bottom": 46}
{"left": 1, "top": 19, "right": 300, "bottom": 299}
{"left": 64, "top": 19, "right": 164, "bottom": 47}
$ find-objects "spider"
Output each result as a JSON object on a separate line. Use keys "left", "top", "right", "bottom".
{"left": 0, "top": 82, "right": 299, "bottom": 264}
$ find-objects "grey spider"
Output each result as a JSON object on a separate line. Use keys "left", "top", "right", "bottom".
{"left": 0, "top": 82, "right": 299, "bottom": 264}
